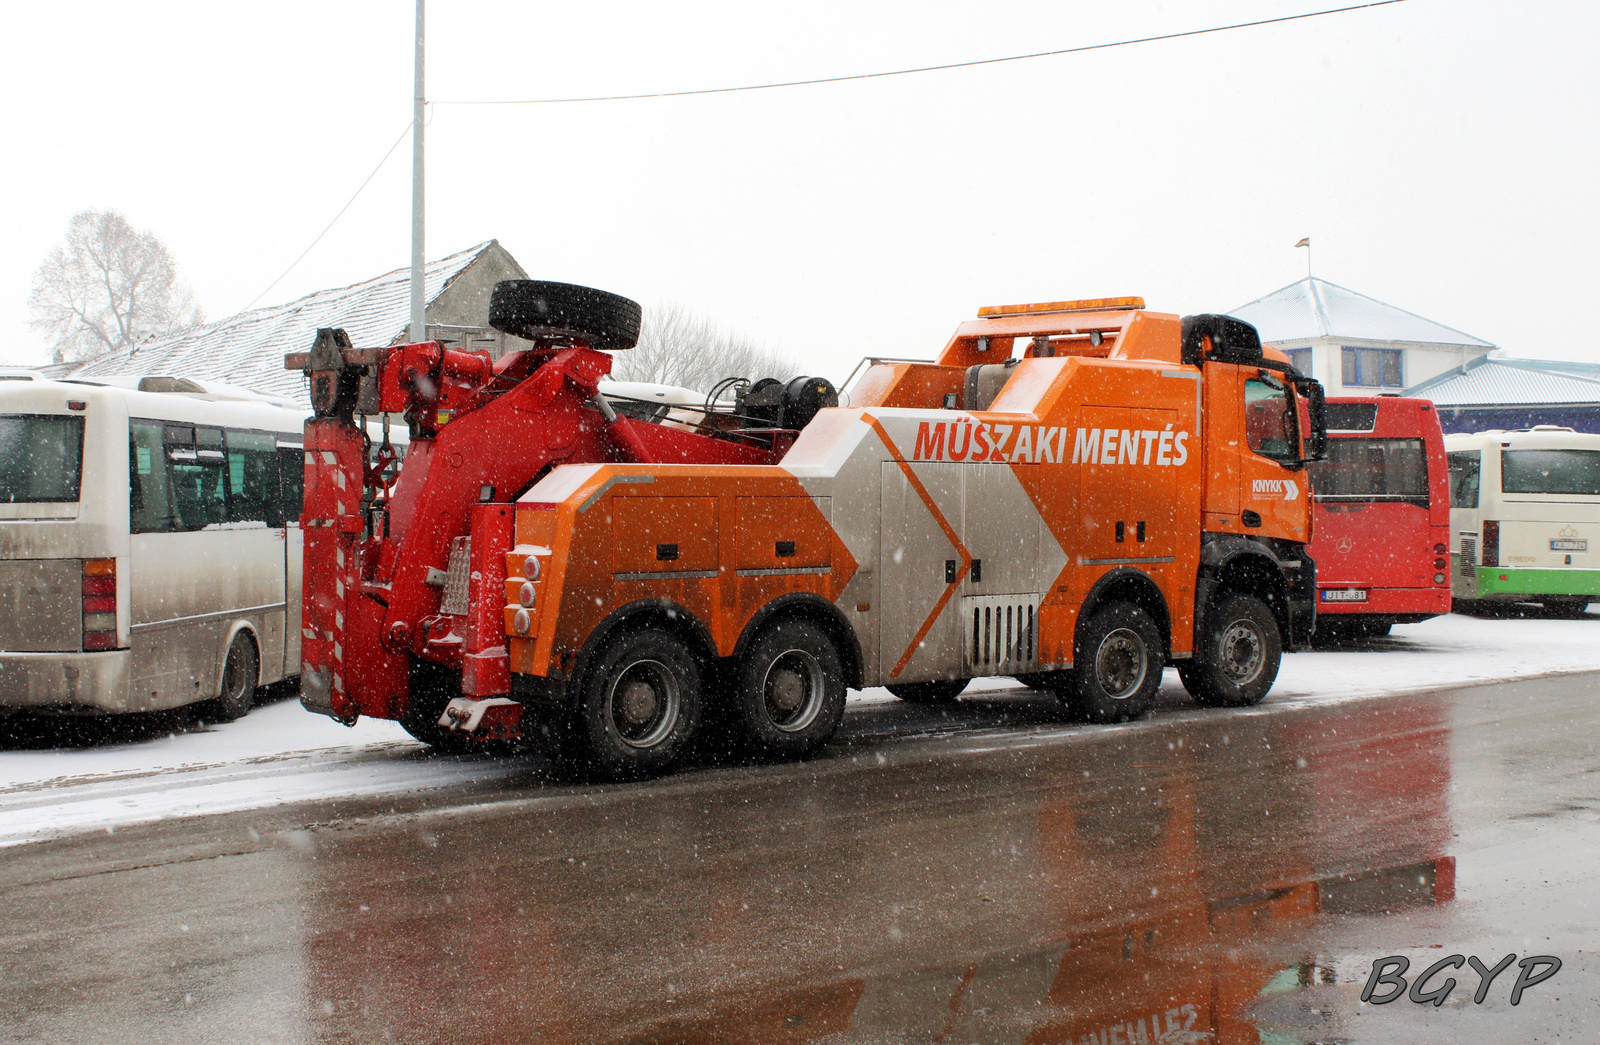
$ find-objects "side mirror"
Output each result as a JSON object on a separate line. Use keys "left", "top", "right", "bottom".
{"left": 1294, "top": 376, "right": 1329, "bottom": 461}
{"left": 1180, "top": 314, "right": 1263, "bottom": 366}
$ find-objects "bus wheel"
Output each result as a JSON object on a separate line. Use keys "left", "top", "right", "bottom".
{"left": 206, "top": 633, "right": 259, "bottom": 723}
{"left": 1542, "top": 599, "right": 1591, "bottom": 619}
{"left": 886, "top": 679, "right": 967, "bottom": 704}
{"left": 1071, "top": 603, "right": 1161, "bottom": 723}
{"left": 1180, "top": 594, "right": 1281, "bottom": 708}
{"left": 732, "top": 618, "right": 846, "bottom": 760}
{"left": 569, "top": 626, "right": 702, "bottom": 780}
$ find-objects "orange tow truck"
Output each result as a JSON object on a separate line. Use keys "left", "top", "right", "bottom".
{"left": 493, "top": 295, "right": 1327, "bottom": 776}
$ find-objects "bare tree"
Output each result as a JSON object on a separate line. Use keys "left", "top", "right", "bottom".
{"left": 27, "top": 209, "right": 205, "bottom": 364}
{"left": 608, "top": 302, "right": 798, "bottom": 393}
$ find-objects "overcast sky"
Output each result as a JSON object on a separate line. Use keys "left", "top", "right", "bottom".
{"left": 3, "top": 0, "right": 1596, "bottom": 381}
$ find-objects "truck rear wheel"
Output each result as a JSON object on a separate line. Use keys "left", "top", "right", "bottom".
{"left": 1070, "top": 603, "right": 1161, "bottom": 723}
{"left": 488, "top": 280, "right": 642, "bottom": 351}
{"left": 885, "top": 679, "right": 967, "bottom": 704}
{"left": 568, "top": 626, "right": 702, "bottom": 779}
{"left": 731, "top": 618, "right": 846, "bottom": 760}
{"left": 1179, "top": 593, "right": 1281, "bottom": 707}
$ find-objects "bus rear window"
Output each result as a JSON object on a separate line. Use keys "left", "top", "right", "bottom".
{"left": 1502, "top": 449, "right": 1600, "bottom": 496}
{"left": 1309, "top": 437, "right": 1429, "bottom": 505}
{"left": 0, "top": 414, "right": 85, "bottom": 503}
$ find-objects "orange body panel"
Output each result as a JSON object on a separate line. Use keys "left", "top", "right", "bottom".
{"left": 506, "top": 302, "right": 1318, "bottom": 692}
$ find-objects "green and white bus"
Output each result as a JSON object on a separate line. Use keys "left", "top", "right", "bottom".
{"left": 1445, "top": 426, "right": 1600, "bottom": 615}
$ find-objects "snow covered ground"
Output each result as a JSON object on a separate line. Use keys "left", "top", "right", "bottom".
{"left": 3, "top": 611, "right": 1597, "bottom": 848}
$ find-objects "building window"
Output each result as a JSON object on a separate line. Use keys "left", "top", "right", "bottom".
{"left": 1286, "top": 348, "right": 1312, "bottom": 375}
{"left": 1341, "top": 346, "right": 1403, "bottom": 387}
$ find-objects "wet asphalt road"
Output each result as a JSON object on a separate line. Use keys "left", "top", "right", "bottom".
{"left": 1, "top": 673, "right": 1597, "bottom": 1045}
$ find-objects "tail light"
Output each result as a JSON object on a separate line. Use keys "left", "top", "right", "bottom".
{"left": 82, "top": 558, "right": 118, "bottom": 651}
{"left": 1434, "top": 543, "right": 1447, "bottom": 555}
{"left": 1481, "top": 521, "right": 1500, "bottom": 568}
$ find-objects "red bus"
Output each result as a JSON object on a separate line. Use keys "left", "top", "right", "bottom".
{"left": 1306, "top": 396, "right": 1452, "bottom": 638}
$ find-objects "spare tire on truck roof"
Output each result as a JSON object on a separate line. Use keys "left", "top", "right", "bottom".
{"left": 488, "top": 280, "right": 642, "bottom": 351}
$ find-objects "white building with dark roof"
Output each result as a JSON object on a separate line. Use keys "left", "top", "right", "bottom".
{"left": 1229, "top": 277, "right": 1496, "bottom": 395}
{"left": 57, "top": 241, "right": 531, "bottom": 407}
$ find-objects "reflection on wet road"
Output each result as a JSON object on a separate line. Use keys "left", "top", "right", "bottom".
{"left": 1, "top": 674, "right": 1596, "bottom": 1044}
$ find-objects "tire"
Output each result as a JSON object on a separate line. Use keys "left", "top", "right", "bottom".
{"left": 886, "top": 679, "right": 968, "bottom": 704}
{"left": 1070, "top": 603, "right": 1162, "bottom": 723}
{"left": 400, "top": 658, "right": 478, "bottom": 754}
{"left": 1179, "top": 594, "right": 1281, "bottom": 708}
{"left": 488, "top": 280, "right": 642, "bottom": 351}
{"left": 203, "top": 633, "right": 259, "bottom": 723}
{"left": 1542, "top": 599, "right": 1591, "bottom": 619}
{"left": 730, "top": 618, "right": 847, "bottom": 760}
{"left": 566, "top": 626, "right": 702, "bottom": 780}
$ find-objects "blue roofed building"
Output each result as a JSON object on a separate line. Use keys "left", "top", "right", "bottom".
{"left": 1403, "top": 357, "right": 1600, "bottom": 434}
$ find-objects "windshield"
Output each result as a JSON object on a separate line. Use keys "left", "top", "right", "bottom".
{"left": 0, "top": 414, "right": 84, "bottom": 503}
{"left": 1501, "top": 448, "right": 1600, "bottom": 496}
{"left": 1243, "top": 377, "right": 1298, "bottom": 463}
{"left": 1310, "top": 437, "right": 1429, "bottom": 505}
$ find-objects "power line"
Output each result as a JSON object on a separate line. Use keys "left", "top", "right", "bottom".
{"left": 435, "top": 0, "right": 1409, "bottom": 107}
{"left": 241, "top": 119, "right": 416, "bottom": 311}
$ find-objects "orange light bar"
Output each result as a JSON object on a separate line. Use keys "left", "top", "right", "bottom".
{"left": 83, "top": 558, "right": 117, "bottom": 576}
{"left": 977, "top": 296, "right": 1145, "bottom": 318}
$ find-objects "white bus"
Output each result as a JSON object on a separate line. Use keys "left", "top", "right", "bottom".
{"left": 1, "top": 376, "right": 309, "bottom": 719}
{"left": 1445, "top": 426, "right": 1600, "bottom": 616}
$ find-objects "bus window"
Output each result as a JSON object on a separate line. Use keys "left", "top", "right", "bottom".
{"left": 129, "top": 421, "right": 175, "bottom": 532}
{"left": 0, "top": 414, "right": 84, "bottom": 503}
{"left": 1501, "top": 448, "right": 1600, "bottom": 496}
{"left": 1244, "top": 377, "right": 1297, "bottom": 462}
{"left": 226, "top": 429, "right": 281, "bottom": 525}
{"left": 1309, "top": 438, "right": 1428, "bottom": 505}
{"left": 1448, "top": 450, "right": 1480, "bottom": 509}
{"left": 278, "top": 448, "right": 304, "bottom": 523}
{"left": 167, "top": 425, "right": 229, "bottom": 530}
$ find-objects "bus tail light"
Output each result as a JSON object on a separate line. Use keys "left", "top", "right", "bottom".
{"left": 82, "top": 558, "right": 118, "bottom": 651}
{"left": 1481, "top": 521, "right": 1500, "bottom": 568}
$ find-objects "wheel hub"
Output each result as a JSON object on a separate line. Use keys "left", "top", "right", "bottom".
{"left": 1219, "top": 621, "right": 1265, "bottom": 684}
{"left": 608, "top": 658, "right": 680, "bottom": 748}
{"left": 618, "top": 680, "right": 659, "bottom": 726}
{"left": 763, "top": 649, "right": 825, "bottom": 732}
{"left": 1095, "top": 629, "right": 1146, "bottom": 700}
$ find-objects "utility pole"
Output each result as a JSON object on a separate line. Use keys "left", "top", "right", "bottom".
{"left": 410, "top": 0, "right": 426, "bottom": 344}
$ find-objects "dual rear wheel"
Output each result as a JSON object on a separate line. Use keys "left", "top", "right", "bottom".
{"left": 560, "top": 617, "right": 847, "bottom": 779}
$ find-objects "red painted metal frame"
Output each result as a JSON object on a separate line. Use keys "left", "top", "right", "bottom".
{"left": 299, "top": 340, "right": 785, "bottom": 727}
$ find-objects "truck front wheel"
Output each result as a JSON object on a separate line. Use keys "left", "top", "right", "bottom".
{"left": 1179, "top": 593, "right": 1281, "bottom": 707}
{"left": 1070, "top": 603, "right": 1162, "bottom": 723}
{"left": 731, "top": 618, "right": 846, "bottom": 760}
{"left": 569, "top": 626, "right": 703, "bottom": 779}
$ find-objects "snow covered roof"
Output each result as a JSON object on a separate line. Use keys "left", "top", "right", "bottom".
{"left": 62, "top": 242, "right": 499, "bottom": 405}
{"left": 1407, "top": 357, "right": 1600, "bottom": 406}
{"left": 1230, "top": 277, "right": 1494, "bottom": 348}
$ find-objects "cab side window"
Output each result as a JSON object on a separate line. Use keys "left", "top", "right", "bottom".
{"left": 1243, "top": 377, "right": 1297, "bottom": 462}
